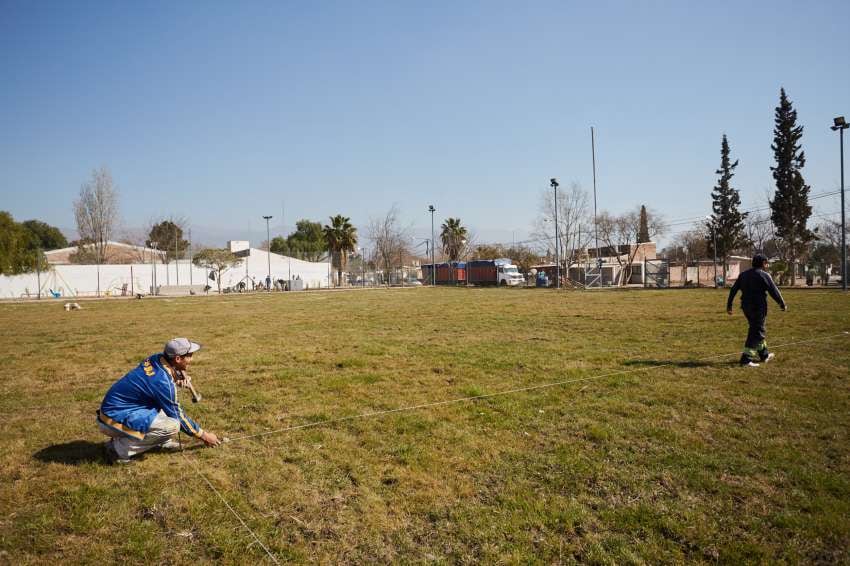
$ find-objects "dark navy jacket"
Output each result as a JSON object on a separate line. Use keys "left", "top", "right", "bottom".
{"left": 727, "top": 268, "right": 786, "bottom": 312}
{"left": 98, "top": 354, "right": 203, "bottom": 439}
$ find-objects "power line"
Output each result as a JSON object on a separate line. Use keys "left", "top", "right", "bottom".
{"left": 482, "top": 188, "right": 846, "bottom": 250}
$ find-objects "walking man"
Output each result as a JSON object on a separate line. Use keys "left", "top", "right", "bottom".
{"left": 97, "top": 338, "right": 221, "bottom": 463}
{"left": 726, "top": 254, "right": 788, "bottom": 367}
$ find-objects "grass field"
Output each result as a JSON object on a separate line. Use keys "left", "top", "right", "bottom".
{"left": 1, "top": 287, "right": 849, "bottom": 564}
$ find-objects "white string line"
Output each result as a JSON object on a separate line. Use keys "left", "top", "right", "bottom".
{"left": 180, "top": 451, "right": 281, "bottom": 565}
{"left": 0, "top": 344, "right": 653, "bottom": 419}
{"left": 225, "top": 331, "right": 850, "bottom": 444}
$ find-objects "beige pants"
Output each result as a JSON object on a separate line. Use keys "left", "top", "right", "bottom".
{"left": 99, "top": 410, "right": 180, "bottom": 459}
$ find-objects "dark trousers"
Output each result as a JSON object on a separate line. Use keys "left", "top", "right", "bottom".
{"left": 742, "top": 307, "right": 767, "bottom": 358}
{"left": 744, "top": 309, "right": 766, "bottom": 348}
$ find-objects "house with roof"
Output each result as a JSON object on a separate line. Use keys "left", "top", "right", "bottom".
{"left": 44, "top": 241, "right": 166, "bottom": 265}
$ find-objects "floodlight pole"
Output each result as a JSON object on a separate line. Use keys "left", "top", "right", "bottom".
{"left": 550, "top": 178, "right": 560, "bottom": 289}
{"left": 832, "top": 117, "right": 848, "bottom": 291}
{"left": 428, "top": 205, "right": 436, "bottom": 286}
{"left": 263, "top": 215, "right": 273, "bottom": 291}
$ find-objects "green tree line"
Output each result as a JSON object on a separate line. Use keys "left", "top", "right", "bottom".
{"left": 0, "top": 212, "right": 67, "bottom": 275}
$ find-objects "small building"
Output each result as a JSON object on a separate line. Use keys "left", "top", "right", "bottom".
{"left": 667, "top": 256, "right": 750, "bottom": 287}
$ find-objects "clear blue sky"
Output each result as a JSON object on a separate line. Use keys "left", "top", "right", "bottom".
{"left": 2, "top": 0, "right": 848, "bottom": 248}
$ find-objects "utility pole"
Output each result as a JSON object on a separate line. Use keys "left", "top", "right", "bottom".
{"left": 428, "top": 205, "right": 436, "bottom": 286}
{"left": 707, "top": 216, "right": 718, "bottom": 288}
{"left": 591, "top": 127, "right": 600, "bottom": 274}
{"left": 188, "top": 228, "right": 193, "bottom": 286}
{"left": 36, "top": 247, "right": 41, "bottom": 299}
{"left": 174, "top": 223, "right": 179, "bottom": 286}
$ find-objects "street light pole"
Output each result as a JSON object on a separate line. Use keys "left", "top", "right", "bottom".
{"left": 550, "top": 178, "right": 560, "bottom": 289}
{"left": 262, "top": 215, "right": 272, "bottom": 291}
{"left": 832, "top": 116, "right": 848, "bottom": 291}
{"left": 428, "top": 205, "right": 436, "bottom": 286}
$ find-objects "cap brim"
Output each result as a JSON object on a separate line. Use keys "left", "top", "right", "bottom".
{"left": 187, "top": 341, "right": 201, "bottom": 354}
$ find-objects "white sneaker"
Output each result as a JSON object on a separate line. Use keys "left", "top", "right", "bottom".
{"left": 159, "top": 439, "right": 182, "bottom": 452}
{"left": 742, "top": 361, "right": 760, "bottom": 368}
{"left": 761, "top": 353, "right": 775, "bottom": 363}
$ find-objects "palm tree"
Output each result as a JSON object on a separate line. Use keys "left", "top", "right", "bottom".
{"left": 323, "top": 215, "right": 358, "bottom": 286}
{"left": 440, "top": 218, "right": 468, "bottom": 262}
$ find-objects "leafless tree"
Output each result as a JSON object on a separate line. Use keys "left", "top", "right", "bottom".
{"left": 73, "top": 167, "right": 120, "bottom": 263}
{"left": 531, "top": 182, "right": 593, "bottom": 269}
{"left": 596, "top": 206, "right": 665, "bottom": 285}
{"left": 813, "top": 218, "right": 842, "bottom": 249}
{"left": 367, "top": 205, "right": 412, "bottom": 286}
{"left": 660, "top": 227, "right": 708, "bottom": 262}
{"left": 743, "top": 211, "right": 773, "bottom": 256}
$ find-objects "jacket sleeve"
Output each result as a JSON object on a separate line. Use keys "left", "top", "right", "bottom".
{"left": 726, "top": 278, "right": 741, "bottom": 311}
{"left": 763, "top": 272, "right": 786, "bottom": 309}
{"left": 152, "top": 375, "right": 204, "bottom": 438}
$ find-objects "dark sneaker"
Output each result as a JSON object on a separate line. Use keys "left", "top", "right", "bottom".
{"left": 103, "top": 440, "right": 132, "bottom": 465}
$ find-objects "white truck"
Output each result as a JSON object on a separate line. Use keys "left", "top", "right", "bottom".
{"left": 468, "top": 258, "right": 525, "bottom": 286}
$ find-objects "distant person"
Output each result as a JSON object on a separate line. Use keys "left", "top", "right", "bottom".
{"left": 726, "top": 254, "right": 788, "bottom": 367}
{"left": 266, "top": 275, "right": 272, "bottom": 290}
{"left": 97, "top": 338, "right": 221, "bottom": 464}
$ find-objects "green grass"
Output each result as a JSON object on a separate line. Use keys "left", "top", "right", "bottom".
{"left": 1, "top": 287, "right": 849, "bottom": 564}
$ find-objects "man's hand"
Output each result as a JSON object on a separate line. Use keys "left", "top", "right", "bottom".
{"left": 727, "top": 308, "right": 733, "bottom": 315}
{"left": 782, "top": 305, "right": 788, "bottom": 312}
{"left": 200, "top": 431, "right": 221, "bottom": 447}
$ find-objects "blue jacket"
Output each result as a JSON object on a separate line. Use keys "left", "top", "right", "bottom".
{"left": 98, "top": 354, "right": 203, "bottom": 439}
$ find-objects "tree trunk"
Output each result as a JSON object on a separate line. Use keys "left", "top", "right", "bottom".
{"left": 789, "top": 244, "right": 796, "bottom": 287}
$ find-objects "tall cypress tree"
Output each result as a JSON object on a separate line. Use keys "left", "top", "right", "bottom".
{"left": 637, "top": 205, "right": 650, "bottom": 243}
{"left": 707, "top": 134, "right": 748, "bottom": 280}
{"left": 769, "top": 88, "right": 814, "bottom": 285}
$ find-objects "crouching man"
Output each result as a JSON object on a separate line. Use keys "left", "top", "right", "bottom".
{"left": 97, "top": 337, "right": 221, "bottom": 464}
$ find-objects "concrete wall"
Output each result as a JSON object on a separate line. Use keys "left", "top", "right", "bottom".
{"left": 0, "top": 249, "right": 331, "bottom": 298}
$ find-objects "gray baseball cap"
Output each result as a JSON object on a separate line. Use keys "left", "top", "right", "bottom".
{"left": 164, "top": 337, "right": 202, "bottom": 357}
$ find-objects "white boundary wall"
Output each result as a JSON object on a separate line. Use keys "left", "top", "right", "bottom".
{"left": 0, "top": 249, "right": 331, "bottom": 298}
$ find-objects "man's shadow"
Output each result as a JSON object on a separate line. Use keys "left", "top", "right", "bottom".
{"left": 33, "top": 440, "right": 205, "bottom": 466}
{"left": 33, "top": 440, "right": 105, "bottom": 465}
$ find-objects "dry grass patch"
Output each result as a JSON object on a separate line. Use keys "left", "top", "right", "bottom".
{"left": 1, "top": 287, "right": 848, "bottom": 563}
